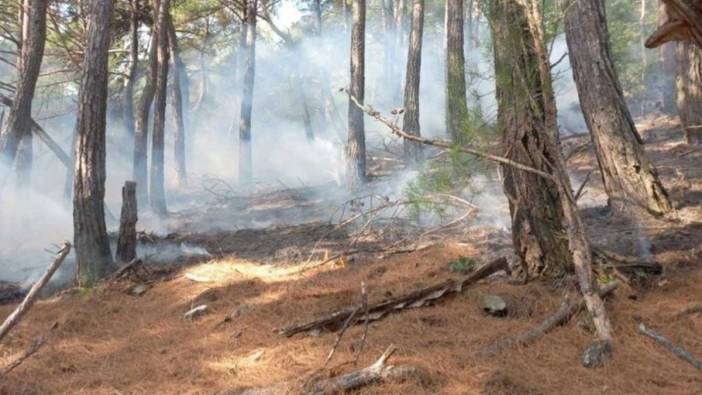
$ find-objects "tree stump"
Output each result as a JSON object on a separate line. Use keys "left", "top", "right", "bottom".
{"left": 116, "top": 181, "right": 138, "bottom": 262}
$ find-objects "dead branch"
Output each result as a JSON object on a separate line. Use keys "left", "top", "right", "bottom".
{"left": 279, "top": 257, "right": 509, "bottom": 337}
{"left": 482, "top": 281, "right": 619, "bottom": 356}
{"left": 0, "top": 243, "right": 71, "bottom": 344}
{"left": 0, "top": 322, "right": 58, "bottom": 376}
{"left": 107, "top": 258, "right": 143, "bottom": 282}
{"left": 674, "top": 303, "right": 702, "bottom": 318}
{"left": 354, "top": 281, "right": 370, "bottom": 365}
{"left": 324, "top": 306, "right": 361, "bottom": 366}
{"left": 638, "top": 322, "right": 702, "bottom": 372}
{"left": 342, "top": 88, "right": 554, "bottom": 180}
{"left": 574, "top": 171, "right": 592, "bottom": 201}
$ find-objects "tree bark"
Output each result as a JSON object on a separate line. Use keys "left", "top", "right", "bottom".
{"left": 676, "top": 42, "right": 702, "bottom": 145}
{"left": 564, "top": 0, "right": 672, "bottom": 216}
{"left": 445, "top": 0, "right": 469, "bottom": 143}
{"left": 490, "top": 0, "right": 613, "bottom": 343}
{"left": 116, "top": 181, "right": 138, "bottom": 262}
{"left": 490, "top": 0, "right": 571, "bottom": 278}
{"left": 167, "top": 13, "right": 187, "bottom": 186}
{"left": 238, "top": 0, "right": 257, "bottom": 187}
{"left": 150, "top": 0, "right": 170, "bottom": 216}
{"left": 402, "top": 0, "right": 424, "bottom": 165}
{"left": 0, "top": 0, "right": 47, "bottom": 187}
{"left": 73, "top": 0, "right": 115, "bottom": 286}
{"left": 123, "top": 0, "right": 139, "bottom": 139}
{"left": 133, "top": 3, "right": 159, "bottom": 207}
{"left": 347, "top": 0, "right": 367, "bottom": 186}
{"left": 658, "top": 0, "right": 677, "bottom": 112}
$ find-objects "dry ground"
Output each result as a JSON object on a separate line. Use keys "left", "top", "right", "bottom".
{"left": 0, "top": 115, "right": 701, "bottom": 394}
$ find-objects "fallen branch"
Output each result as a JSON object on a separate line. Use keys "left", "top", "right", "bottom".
{"left": 574, "top": 171, "right": 592, "bottom": 201}
{"left": 279, "top": 257, "right": 509, "bottom": 337}
{"left": 638, "top": 322, "right": 702, "bottom": 372}
{"left": 0, "top": 242, "right": 71, "bottom": 343}
{"left": 482, "top": 281, "right": 619, "bottom": 356}
{"left": 0, "top": 322, "right": 58, "bottom": 376}
{"left": 674, "top": 303, "right": 702, "bottom": 318}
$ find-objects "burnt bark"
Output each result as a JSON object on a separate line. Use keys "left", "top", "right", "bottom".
{"left": 0, "top": 0, "right": 47, "bottom": 187}
{"left": 490, "top": 0, "right": 571, "bottom": 278}
{"left": 676, "top": 42, "right": 702, "bottom": 145}
{"left": 347, "top": 0, "right": 367, "bottom": 186}
{"left": 133, "top": 4, "right": 159, "bottom": 207}
{"left": 238, "top": 0, "right": 257, "bottom": 187}
{"left": 123, "top": 0, "right": 139, "bottom": 138}
{"left": 116, "top": 181, "right": 138, "bottom": 262}
{"left": 150, "top": 0, "right": 170, "bottom": 216}
{"left": 402, "top": 0, "right": 424, "bottom": 165}
{"left": 445, "top": 0, "right": 469, "bottom": 143}
{"left": 73, "top": 0, "right": 115, "bottom": 286}
{"left": 564, "top": 0, "right": 672, "bottom": 216}
{"left": 167, "top": 13, "right": 187, "bottom": 186}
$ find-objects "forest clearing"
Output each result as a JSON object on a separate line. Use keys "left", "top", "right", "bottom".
{"left": 0, "top": 0, "right": 701, "bottom": 394}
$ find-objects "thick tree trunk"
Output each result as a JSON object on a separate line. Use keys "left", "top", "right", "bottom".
{"left": 347, "top": 0, "right": 367, "bottom": 186}
{"left": 658, "top": 0, "right": 677, "bottom": 112}
{"left": 123, "top": 0, "right": 139, "bottom": 139}
{"left": 490, "top": 0, "right": 612, "bottom": 343}
{"left": 490, "top": 0, "right": 571, "bottom": 279}
{"left": 133, "top": 7, "right": 159, "bottom": 207}
{"left": 564, "top": 0, "right": 672, "bottom": 216}
{"left": 676, "top": 42, "right": 702, "bottom": 145}
{"left": 0, "top": 0, "right": 47, "bottom": 187}
{"left": 73, "top": 0, "right": 115, "bottom": 286}
{"left": 167, "top": 14, "right": 187, "bottom": 186}
{"left": 150, "top": 0, "right": 170, "bottom": 216}
{"left": 402, "top": 0, "right": 424, "bottom": 165}
{"left": 238, "top": 0, "right": 256, "bottom": 187}
{"left": 116, "top": 181, "right": 138, "bottom": 262}
{"left": 445, "top": 0, "right": 469, "bottom": 143}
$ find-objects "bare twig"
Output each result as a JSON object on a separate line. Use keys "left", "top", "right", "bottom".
{"left": 575, "top": 171, "right": 592, "bottom": 201}
{"left": 0, "top": 242, "right": 71, "bottom": 344}
{"left": 324, "top": 306, "right": 361, "bottom": 367}
{"left": 0, "top": 322, "right": 58, "bottom": 376}
{"left": 638, "top": 322, "right": 702, "bottom": 372}
{"left": 354, "top": 281, "right": 370, "bottom": 366}
{"left": 674, "top": 303, "right": 702, "bottom": 318}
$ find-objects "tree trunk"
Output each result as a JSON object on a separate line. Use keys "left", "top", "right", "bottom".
{"left": 393, "top": 0, "right": 407, "bottom": 104}
{"left": 347, "top": 0, "right": 367, "bottom": 186}
{"left": 490, "top": 0, "right": 613, "bottom": 343}
{"left": 402, "top": 0, "right": 424, "bottom": 165}
{"left": 640, "top": 0, "right": 648, "bottom": 84}
{"left": 564, "top": 0, "right": 672, "bottom": 216}
{"left": 150, "top": 0, "right": 170, "bottom": 216}
{"left": 73, "top": 0, "right": 115, "bottom": 286}
{"left": 445, "top": 0, "right": 469, "bottom": 143}
{"left": 133, "top": 5, "right": 159, "bottom": 207}
{"left": 0, "top": 0, "right": 47, "bottom": 187}
{"left": 116, "top": 181, "right": 138, "bottom": 263}
{"left": 657, "top": 0, "right": 677, "bottom": 112}
{"left": 676, "top": 42, "right": 702, "bottom": 145}
{"left": 123, "top": 0, "right": 139, "bottom": 139}
{"left": 490, "top": 0, "right": 571, "bottom": 279}
{"left": 313, "top": 0, "right": 323, "bottom": 34}
{"left": 465, "top": 0, "right": 474, "bottom": 52}
{"left": 194, "top": 18, "right": 209, "bottom": 113}
{"left": 238, "top": 0, "right": 257, "bottom": 187}
{"left": 167, "top": 13, "right": 187, "bottom": 186}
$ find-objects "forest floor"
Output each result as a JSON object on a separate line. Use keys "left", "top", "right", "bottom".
{"left": 1, "top": 115, "right": 701, "bottom": 394}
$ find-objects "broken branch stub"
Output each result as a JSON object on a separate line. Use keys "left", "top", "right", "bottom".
{"left": 278, "top": 257, "right": 509, "bottom": 337}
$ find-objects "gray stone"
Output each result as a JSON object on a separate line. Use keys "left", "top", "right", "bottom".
{"left": 131, "top": 284, "right": 147, "bottom": 297}
{"left": 481, "top": 294, "right": 507, "bottom": 316}
{"left": 581, "top": 341, "right": 613, "bottom": 368}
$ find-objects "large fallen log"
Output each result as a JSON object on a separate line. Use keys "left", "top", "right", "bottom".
{"left": 278, "top": 257, "right": 509, "bottom": 337}
{"left": 0, "top": 242, "right": 71, "bottom": 343}
{"left": 482, "top": 281, "right": 619, "bottom": 356}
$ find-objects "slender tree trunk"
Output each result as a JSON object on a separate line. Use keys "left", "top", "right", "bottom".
{"left": 0, "top": 0, "right": 47, "bottom": 187}
{"left": 133, "top": 5, "right": 159, "bottom": 207}
{"left": 382, "top": 0, "right": 394, "bottom": 100}
{"left": 73, "top": 0, "right": 115, "bottom": 286}
{"left": 167, "top": 13, "right": 187, "bottom": 186}
{"left": 238, "top": 0, "right": 257, "bottom": 186}
{"left": 313, "top": 0, "right": 323, "bottom": 33}
{"left": 150, "top": 0, "right": 170, "bottom": 216}
{"left": 490, "top": 0, "right": 612, "bottom": 342}
{"left": 465, "top": 0, "right": 474, "bottom": 52}
{"left": 564, "top": 0, "right": 672, "bottom": 216}
{"left": 640, "top": 0, "right": 647, "bottom": 83}
{"left": 445, "top": 0, "right": 469, "bottom": 143}
{"left": 676, "top": 42, "right": 702, "bottom": 145}
{"left": 402, "top": 0, "right": 424, "bottom": 165}
{"left": 347, "top": 0, "right": 367, "bottom": 186}
{"left": 393, "top": 0, "right": 407, "bottom": 104}
{"left": 123, "top": 0, "right": 139, "bottom": 139}
{"left": 657, "top": 0, "right": 676, "bottom": 112}
{"left": 194, "top": 18, "right": 209, "bottom": 113}
{"left": 472, "top": 0, "right": 480, "bottom": 49}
